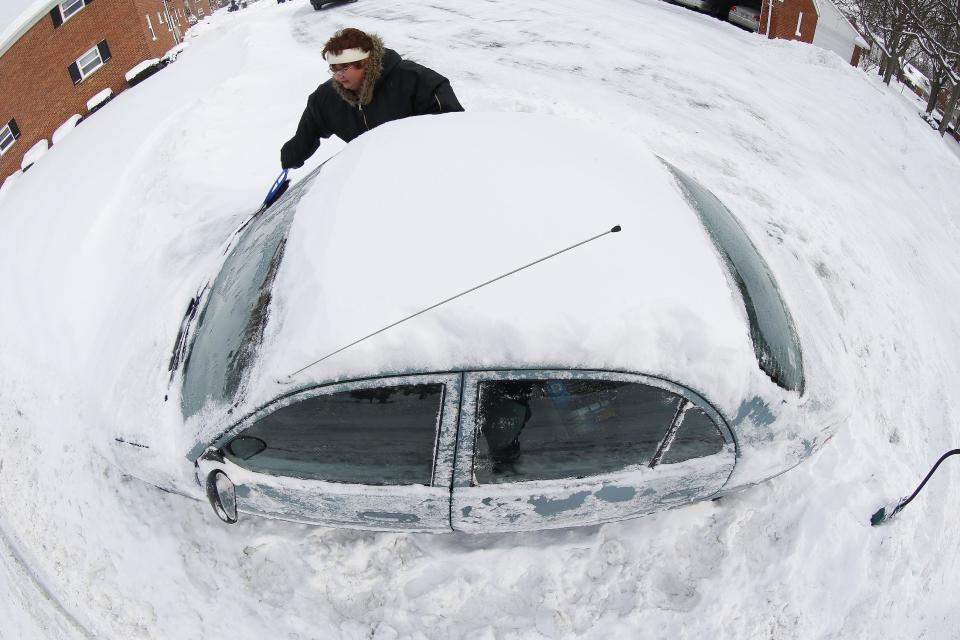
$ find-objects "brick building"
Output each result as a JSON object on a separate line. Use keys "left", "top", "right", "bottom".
{"left": 0, "top": 0, "right": 215, "bottom": 181}
{"left": 759, "top": 0, "right": 868, "bottom": 66}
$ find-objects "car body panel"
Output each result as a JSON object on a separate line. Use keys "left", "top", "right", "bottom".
{"left": 198, "top": 458, "right": 453, "bottom": 531}
{"left": 450, "top": 370, "right": 736, "bottom": 532}
{"left": 728, "top": 4, "right": 761, "bottom": 31}
{"left": 194, "top": 373, "right": 461, "bottom": 531}
{"left": 452, "top": 454, "right": 734, "bottom": 532}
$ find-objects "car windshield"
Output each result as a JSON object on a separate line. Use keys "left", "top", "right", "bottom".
{"left": 180, "top": 169, "right": 317, "bottom": 418}
{"left": 663, "top": 161, "right": 805, "bottom": 393}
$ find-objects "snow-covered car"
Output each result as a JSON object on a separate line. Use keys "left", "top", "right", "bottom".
{"left": 902, "top": 63, "right": 931, "bottom": 97}
{"left": 670, "top": 0, "right": 714, "bottom": 12}
{"left": 144, "top": 113, "right": 845, "bottom": 533}
{"left": 728, "top": 3, "right": 761, "bottom": 31}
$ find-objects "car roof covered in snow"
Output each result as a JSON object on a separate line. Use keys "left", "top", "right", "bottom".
{"left": 203, "top": 112, "right": 782, "bottom": 418}
{"left": 179, "top": 112, "right": 816, "bottom": 460}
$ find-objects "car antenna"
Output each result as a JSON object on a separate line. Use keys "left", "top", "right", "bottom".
{"left": 870, "top": 448, "right": 960, "bottom": 526}
{"left": 277, "top": 224, "right": 623, "bottom": 384}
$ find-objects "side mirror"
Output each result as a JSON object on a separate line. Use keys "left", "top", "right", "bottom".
{"left": 205, "top": 469, "right": 238, "bottom": 524}
{"left": 225, "top": 435, "right": 267, "bottom": 460}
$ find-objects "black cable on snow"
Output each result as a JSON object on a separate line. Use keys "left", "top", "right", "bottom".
{"left": 871, "top": 448, "right": 960, "bottom": 526}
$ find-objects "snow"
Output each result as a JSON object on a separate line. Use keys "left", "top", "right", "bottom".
{"left": 902, "top": 63, "right": 931, "bottom": 95}
{"left": 2, "top": 0, "right": 960, "bottom": 637}
{"left": 85, "top": 88, "right": 113, "bottom": 112}
{"left": 51, "top": 114, "right": 82, "bottom": 144}
{"left": 125, "top": 58, "right": 161, "bottom": 82}
{"left": 0, "top": 170, "right": 21, "bottom": 197}
{"left": 18, "top": 138, "right": 47, "bottom": 169}
{"left": 0, "top": 0, "right": 53, "bottom": 56}
{"left": 253, "top": 114, "right": 761, "bottom": 411}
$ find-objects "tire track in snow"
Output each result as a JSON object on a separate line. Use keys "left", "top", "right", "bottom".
{"left": 0, "top": 514, "right": 97, "bottom": 639}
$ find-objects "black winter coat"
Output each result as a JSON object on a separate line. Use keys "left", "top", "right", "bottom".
{"left": 280, "top": 48, "right": 464, "bottom": 169}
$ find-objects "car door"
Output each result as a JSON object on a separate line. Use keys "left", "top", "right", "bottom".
{"left": 451, "top": 370, "right": 736, "bottom": 533}
{"left": 196, "top": 373, "right": 460, "bottom": 532}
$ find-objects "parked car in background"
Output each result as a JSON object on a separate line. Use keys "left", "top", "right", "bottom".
{"left": 901, "top": 63, "right": 931, "bottom": 98}
{"left": 670, "top": 0, "right": 715, "bottom": 13}
{"left": 117, "top": 113, "right": 846, "bottom": 533}
{"left": 728, "top": 3, "right": 762, "bottom": 31}
{"left": 669, "top": 0, "right": 736, "bottom": 18}
{"left": 311, "top": 0, "right": 358, "bottom": 9}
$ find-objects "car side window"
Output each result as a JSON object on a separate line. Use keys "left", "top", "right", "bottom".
{"left": 658, "top": 406, "right": 725, "bottom": 464}
{"left": 223, "top": 383, "right": 444, "bottom": 485}
{"left": 474, "top": 379, "right": 696, "bottom": 484}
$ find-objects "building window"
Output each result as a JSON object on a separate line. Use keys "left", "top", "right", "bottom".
{"left": 146, "top": 15, "right": 157, "bottom": 40}
{"left": 49, "top": 0, "right": 88, "bottom": 28}
{"left": 67, "top": 41, "right": 112, "bottom": 84}
{"left": 0, "top": 120, "right": 21, "bottom": 156}
{"left": 77, "top": 46, "right": 104, "bottom": 77}
{"left": 60, "top": 0, "right": 85, "bottom": 20}
{"left": 60, "top": 0, "right": 86, "bottom": 21}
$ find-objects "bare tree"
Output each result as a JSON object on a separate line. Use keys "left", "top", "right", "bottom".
{"left": 917, "top": 51, "right": 951, "bottom": 113}
{"left": 900, "top": 0, "right": 960, "bottom": 134}
{"left": 842, "top": 0, "right": 937, "bottom": 84}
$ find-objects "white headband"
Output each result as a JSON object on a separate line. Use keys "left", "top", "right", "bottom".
{"left": 324, "top": 48, "right": 370, "bottom": 64}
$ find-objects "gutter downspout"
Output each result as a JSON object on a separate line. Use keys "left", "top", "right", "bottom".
{"left": 766, "top": 0, "right": 774, "bottom": 37}
{"left": 162, "top": 0, "right": 182, "bottom": 45}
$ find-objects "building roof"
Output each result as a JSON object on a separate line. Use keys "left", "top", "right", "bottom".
{"left": 0, "top": 0, "right": 60, "bottom": 59}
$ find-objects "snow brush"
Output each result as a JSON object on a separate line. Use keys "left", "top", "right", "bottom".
{"left": 261, "top": 168, "right": 290, "bottom": 212}
{"left": 230, "top": 169, "right": 291, "bottom": 239}
{"left": 871, "top": 448, "right": 960, "bottom": 526}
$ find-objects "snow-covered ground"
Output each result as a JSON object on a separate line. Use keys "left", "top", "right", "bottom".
{"left": 2, "top": 0, "right": 960, "bottom": 638}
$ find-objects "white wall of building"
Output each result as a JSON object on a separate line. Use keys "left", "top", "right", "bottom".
{"left": 812, "top": 0, "right": 867, "bottom": 63}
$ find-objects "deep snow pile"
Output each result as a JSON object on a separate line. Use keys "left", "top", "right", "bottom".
{"left": 1, "top": 0, "right": 959, "bottom": 638}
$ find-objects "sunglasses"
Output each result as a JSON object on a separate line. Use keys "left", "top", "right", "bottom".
{"left": 328, "top": 61, "right": 366, "bottom": 75}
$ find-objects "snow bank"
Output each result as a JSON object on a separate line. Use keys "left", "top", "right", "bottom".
{"left": 0, "top": 169, "right": 20, "bottom": 198}
{"left": 125, "top": 58, "right": 161, "bottom": 82}
{"left": 163, "top": 42, "right": 189, "bottom": 63}
{"left": 86, "top": 88, "right": 113, "bottom": 112}
{"left": 18, "top": 138, "right": 46, "bottom": 170}
{"left": 51, "top": 114, "right": 82, "bottom": 145}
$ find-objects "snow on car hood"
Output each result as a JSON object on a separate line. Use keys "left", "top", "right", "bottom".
{"left": 230, "top": 113, "right": 769, "bottom": 425}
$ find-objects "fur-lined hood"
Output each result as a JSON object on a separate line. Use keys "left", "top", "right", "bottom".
{"left": 331, "top": 33, "right": 389, "bottom": 107}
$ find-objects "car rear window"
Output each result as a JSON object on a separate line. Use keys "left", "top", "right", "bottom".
{"left": 663, "top": 161, "right": 805, "bottom": 393}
